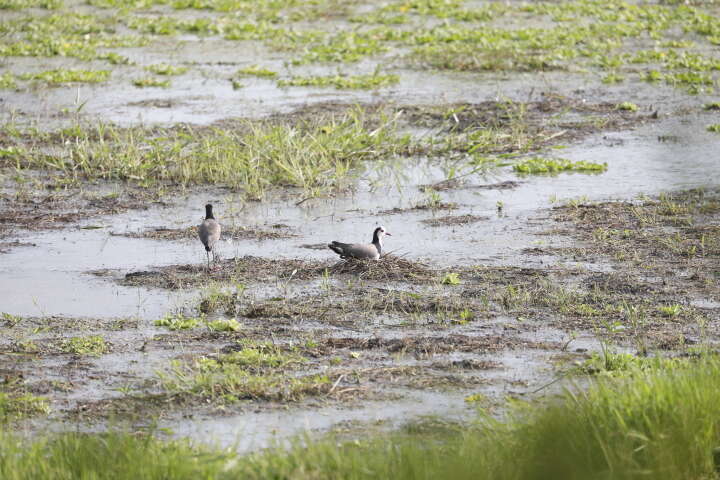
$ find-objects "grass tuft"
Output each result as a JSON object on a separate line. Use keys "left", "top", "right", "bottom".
{"left": 513, "top": 157, "right": 608, "bottom": 174}
{"left": 278, "top": 72, "right": 399, "bottom": 90}
{"left": 62, "top": 335, "right": 108, "bottom": 356}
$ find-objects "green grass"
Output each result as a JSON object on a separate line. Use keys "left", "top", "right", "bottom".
{"left": 1, "top": 109, "right": 409, "bottom": 198}
{"left": 278, "top": 72, "right": 399, "bottom": 90}
{"left": 19, "top": 69, "right": 110, "bottom": 84}
{"left": 513, "top": 157, "right": 608, "bottom": 174}
{"left": 292, "top": 31, "right": 389, "bottom": 64}
{"left": 0, "top": 392, "right": 50, "bottom": 422}
{"left": 154, "top": 313, "right": 202, "bottom": 330}
{"left": 707, "top": 124, "right": 720, "bottom": 133}
{"left": 206, "top": 318, "right": 241, "bottom": 332}
{"left": 61, "top": 335, "right": 108, "bottom": 356}
{"left": 0, "top": 14, "right": 147, "bottom": 60}
{"left": 616, "top": 101, "right": 638, "bottom": 111}
{"left": 4, "top": 355, "right": 720, "bottom": 478}
{"left": 236, "top": 64, "right": 277, "bottom": 77}
{"left": 572, "top": 351, "right": 686, "bottom": 375}
{"left": 144, "top": 63, "right": 188, "bottom": 75}
{"left": 0, "top": 73, "right": 16, "bottom": 89}
{"left": 132, "top": 77, "right": 171, "bottom": 87}
{"left": 658, "top": 304, "right": 683, "bottom": 317}
{"left": 441, "top": 272, "right": 461, "bottom": 285}
{"left": 159, "top": 341, "right": 322, "bottom": 402}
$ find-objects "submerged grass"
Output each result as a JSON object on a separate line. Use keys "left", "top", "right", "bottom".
{"left": 4, "top": 356, "right": 720, "bottom": 478}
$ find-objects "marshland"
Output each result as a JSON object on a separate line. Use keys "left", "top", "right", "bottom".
{"left": 1, "top": 0, "right": 720, "bottom": 478}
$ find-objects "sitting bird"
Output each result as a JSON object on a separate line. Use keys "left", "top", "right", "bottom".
{"left": 198, "top": 203, "right": 221, "bottom": 270}
{"left": 328, "top": 226, "right": 391, "bottom": 260}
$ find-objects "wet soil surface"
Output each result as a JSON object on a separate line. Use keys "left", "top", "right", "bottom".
{"left": 2, "top": 185, "right": 718, "bottom": 450}
{"left": 1, "top": 0, "right": 719, "bottom": 452}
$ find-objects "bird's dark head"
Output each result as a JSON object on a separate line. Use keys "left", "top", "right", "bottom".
{"left": 372, "top": 225, "right": 391, "bottom": 243}
{"left": 205, "top": 203, "right": 214, "bottom": 220}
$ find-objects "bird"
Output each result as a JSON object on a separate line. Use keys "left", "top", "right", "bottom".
{"left": 328, "top": 226, "right": 391, "bottom": 260}
{"left": 198, "top": 203, "right": 221, "bottom": 270}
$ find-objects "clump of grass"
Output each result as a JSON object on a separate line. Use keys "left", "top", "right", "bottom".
{"left": 0, "top": 73, "right": 16, "bottom": 89}
{"left": 198, "top": 284, "right": 244, "bottom": 315}
{"left": 658, "top": 304, "right": 682, "bottom": 317}
{"left": 0, "top": 392, "right": 50, "bottom": 422}
{"left": 236, "top": 65, "right": 277, "bottom": 77}
{"left": 292, "top": 31, "right": 389, "bottom": 64}
{"left": 573, "top": 351, "right": 685, "bottom": 376}
{"left": 464, "top": 393, "right": 485, "bottom": 403}
{"left": 513, "top": 157, "right": 608, "bottom": 174}
{"left": 707, "top": 124, "right": 720, "bottom": 133}
{"left": 206, "top": 318, "right": 241, "bottom": 332}
{"left": 62, "top": 335, "right": 107, "bottom": 356}
{"left": 20, "top": 69, "right": 110, "bottom": 84}
{"left": 144, "top": 64, "right": 188, "bottom": 75}
{"left": 441, "top": 272, "right": 461, "bottom": 285}
{"left": 223, "top": 340, "right": 301, "bottom": 369}
{"left": 278, "top": 72, "right": 399, "bottom": 90}
{"left": 704, "top": 102, "right": 720, "bottom": 110}
{"left": 132, "top": 77, "right": 171, "bottom": 88}
{"left": 99, "top": 52, "right": 132, "bottom": 65}
{"left": 154, "top": 313, "right": 202, "bottom": 330}
{"left": 616, "top": 101, "right": 638, "bottom": 111}
{"left": 0, "top": 0, "right": 62, "bottom": 9}
{"left": 601, "top": 72, "right": 624, "bottom": 84}
{"left": 1, "top": 312, "right": 22, "bottom": 327}
{"left": 159, "top": 341, "right": 323, "bottom": 402}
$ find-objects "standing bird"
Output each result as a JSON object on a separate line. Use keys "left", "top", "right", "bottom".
{"left": 198, "top": 203, "right": 221, "bottom": 270}
{"left": 328, "top": 226, "right": 391, "bottom": 260}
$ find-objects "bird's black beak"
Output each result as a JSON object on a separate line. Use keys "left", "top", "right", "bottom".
{"left": 385, "top": 232, "right": 392, "bottom": 236}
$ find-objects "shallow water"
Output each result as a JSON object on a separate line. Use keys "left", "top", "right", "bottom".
{"left": 1, "top": 112, "right": 717, "bottom": 320}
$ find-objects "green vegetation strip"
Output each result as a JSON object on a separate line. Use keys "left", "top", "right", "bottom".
{"left": 278, "top": 73, "right": 399, "bottom": 90}
{"left": 0, "top": 1, "right": 719, "bottom": 94}
{"left": 513, "top": 157, "right": 608, "bottom": 174}
{"left": 0, "top": 110, "right": 410, "bottom": 198}
{"left": 19, "top": 69, "right": 110, "bottom": 84}
{"left": 3, "top": 355, "right": 720, "bottom": 477}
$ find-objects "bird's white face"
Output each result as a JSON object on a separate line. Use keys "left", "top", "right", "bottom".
{"left": 377, "top": 226, "right": 391, "bottom": 237}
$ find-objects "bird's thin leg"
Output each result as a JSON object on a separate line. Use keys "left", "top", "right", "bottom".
{"left": 206, "top": 251, "right": 211, "bottom": 271}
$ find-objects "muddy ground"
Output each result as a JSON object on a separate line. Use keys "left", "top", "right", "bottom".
{"left": 1, "top": 0, "right": 719, "bottom": 452}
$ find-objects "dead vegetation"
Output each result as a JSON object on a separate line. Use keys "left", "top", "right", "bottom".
{"left": 117, "top": 255, "right": 438, "bottom": 289}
